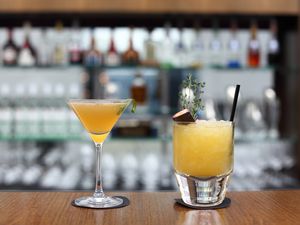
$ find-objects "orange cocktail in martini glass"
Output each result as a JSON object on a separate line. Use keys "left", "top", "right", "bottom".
{"left": 69, "top": 99, "right": 132, "bottom": 208}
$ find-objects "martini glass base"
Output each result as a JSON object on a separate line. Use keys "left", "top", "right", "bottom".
{"left": 73, "top": 195, "right": 123, "bottom": 209}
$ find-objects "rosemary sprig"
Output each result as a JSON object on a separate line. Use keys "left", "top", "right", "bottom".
{"left": 179, "top": 74, "right": 205, "bottom": 119}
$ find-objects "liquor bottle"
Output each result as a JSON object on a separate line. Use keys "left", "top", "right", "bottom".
{"left": 209, "top": 21, "right": 223, "bottom": 68}
{"left": 38, "top": 28, "right": 52, "bottom": 66}
{"left": 267, "top": 20, "right": 279, "bottom": 67}
{"left": 227, "top": 20, "right": 241, "bottom": 68}
{"left": 159, "top": 22, "right": 174, "bottom": 68}
{"left": 122, "top": 28, "right": 139, "bottom": 65}
{"left": 18, "top": 22, "right": 37, "bottom": 67}
{"left": 248, "top": 21, "right": 260, "bottom": 67}
{"left": 174, "top": 21, "right": 187, "bottom": 67}
{"left": 2, "top": 28, "right": 19, "bottom": 66}
{"left": 69, "top": 20, "right": 82, "bottom": 65}
{"left": 105, "top": 29, "right": 121, "bottom": 66}
{"left": 142, "top": 28, "right": 158, "bottom": 66}
{"left": 131, "top": 71, "right": 147, "bottom": 105}
{"left": 53, "top": 21, "right": 68, "bottom": 66}
{"left": 84, "top": 30, "right": 102, "bottom": 66}
{"left": 190, "top": 21, "right": 204, "bottom": 68}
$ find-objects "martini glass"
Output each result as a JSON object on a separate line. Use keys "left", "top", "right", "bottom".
{"left": 68, "top": 99, "right": 132, "bottom": 208}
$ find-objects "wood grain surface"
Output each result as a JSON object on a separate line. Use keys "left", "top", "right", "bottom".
{"left": 0, "top": 191, "right": 299, "bottom": 225}
{"left": 0, "top": 0, "right": 297, "bottom": 15}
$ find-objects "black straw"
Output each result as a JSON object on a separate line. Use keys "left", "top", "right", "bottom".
{"left": 229, "top": 85, "right": 240, "bottom": 122}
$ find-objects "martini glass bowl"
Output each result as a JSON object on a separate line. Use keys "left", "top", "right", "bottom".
{"left": 68, "top": 99, "right": 132, "bottom": 208}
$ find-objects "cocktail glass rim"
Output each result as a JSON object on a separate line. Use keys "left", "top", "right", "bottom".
{"left": 68, "top": 98, "right": 132, "bottom": 104}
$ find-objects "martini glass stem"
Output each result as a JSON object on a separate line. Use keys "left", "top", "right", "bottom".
{"left": 94, "top": 143, "right": 105, "bottom": 198}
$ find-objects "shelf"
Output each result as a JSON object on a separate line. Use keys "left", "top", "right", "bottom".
{"left": 0, "top": 65, "right": 159, "bottom": 70}
{"left": 120, "top": 113, "right": 165, "bottom": 121}
{"left": 0, "top": 0, "right": 298, "bottom": 15}
{"left": 0, "top": 134, "right": 162, "bottom": 142}
{"left": 0, "top": 65, "right": 276, "bottom": 72}
{"left": 0, "top": 132, "right": 296, "bottom": 144}
{"left": 162, "top": 133, "right": 296, "bottom": 144}
{"left": 0, "top": 119, "right": 164, "bottom": 143}
{"left": 80, "top": 65, "right": 276, "bottom": 72}
{"left": 108, "top": 137, "right": 161, "bottom": 142}
{"left": 203, "top": 66, "right": 274, "bottom": 72}
{"left": 235, "top": 137, "right": 296, "bottom": 145}
{"left": 0, "top": 135, "right": 85, "bottom": 142}
{"left": 85, "top": 65, "right": 160, "bottom": 70}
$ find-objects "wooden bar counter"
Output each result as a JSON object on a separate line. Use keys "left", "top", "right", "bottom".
{"left": 0, "top": 190, "right": 299, "bottom": 225}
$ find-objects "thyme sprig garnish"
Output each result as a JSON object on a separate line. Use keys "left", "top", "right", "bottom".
{"left": 179, "top": 74, "right": 205, "bottom": 119}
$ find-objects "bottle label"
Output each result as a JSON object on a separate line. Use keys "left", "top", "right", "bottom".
{"left": 70, "top": 50, "right": 81, "bottom": 63}
{"left": 3, "top": 47, "right": 17, "bottom": 63}
{"left": 85, "top": 53, "right": 102, "bottom": 66}
{"left": 18, "top": 48, "right": 36, "bottom": 66}
{"left": 249, "top": 41, "right": 259, "bottom": 51}
{"left": 54, "top": 45, "right": 66, "bottom": 64}
{"left": 145, "top": 42, "right": 155, "bottom": 60}
{"left": 106, "top": 53, "right": 120, "bottom": 66}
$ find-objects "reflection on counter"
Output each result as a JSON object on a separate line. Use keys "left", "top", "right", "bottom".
{"left": 176, "top": 210, "right": 225, "bottom": 225}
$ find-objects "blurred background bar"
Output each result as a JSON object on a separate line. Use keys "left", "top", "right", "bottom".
{"left": 0, "top": 0, "right": 299, "bottom": 192}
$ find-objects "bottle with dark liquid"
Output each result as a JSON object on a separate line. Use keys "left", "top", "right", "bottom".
{"left": 2, "top": 28, "right": 19, "bottom": 66}
{"left": 131, "top": 71, "right": 147, "bottom": 105}
{"left": 267, "top": 20, "right": 279, "bottom": 67}
{"left": 84, "top": 30, "right": 102, "bottom": 66}
{"left": 105, "top": 29, "right": 121, "bottom": 66}
{"left": 122, "top": 28, "right": 139, "bottom": 65}
{"left": 248, "top": 21, "right": 260, "bottom": 67}
{"left": 18, "top": 22, "right": 37, "bottom": 67}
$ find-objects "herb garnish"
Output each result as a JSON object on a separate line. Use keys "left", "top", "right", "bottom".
{"left": 179, "top": 74, "right": 205, "bottom": 119}
{"left": 117, "top": 99, "right": 136, "bottom": 115}
{"left": 131, "top": 99, "right": 136, "bottom": 113}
